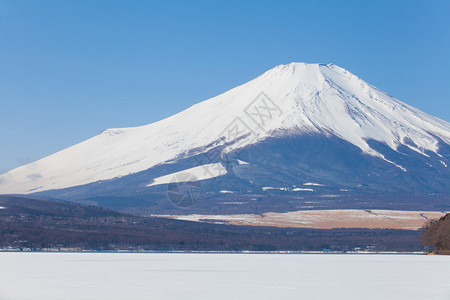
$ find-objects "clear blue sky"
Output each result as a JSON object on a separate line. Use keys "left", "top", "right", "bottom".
{"left": 0, "top": 0, "right": 449, "bottom": 173}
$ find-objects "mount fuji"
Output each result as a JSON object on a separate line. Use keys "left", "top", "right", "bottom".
{"left": 1, "top": 63, "right": 450, "bottom": 214}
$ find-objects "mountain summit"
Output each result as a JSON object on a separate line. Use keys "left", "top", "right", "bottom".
{"left": 1, "top": 63, "right": 449, "bottom": 213}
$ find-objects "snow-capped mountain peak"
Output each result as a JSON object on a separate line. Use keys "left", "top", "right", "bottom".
{"left": 1, "top": 62, "right": 449, "bottom": 195}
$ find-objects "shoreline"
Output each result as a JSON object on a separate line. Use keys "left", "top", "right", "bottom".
{"left": 0, "top": 249, "right": 427, "bottom": 255}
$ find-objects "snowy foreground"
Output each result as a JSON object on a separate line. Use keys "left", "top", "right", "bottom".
{"left": 0, "top": 253, "right": 449, "bottom": 300}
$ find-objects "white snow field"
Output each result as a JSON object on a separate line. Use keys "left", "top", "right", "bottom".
{"left": 0, "top": 253, "right": 449, "bottom": 300}
{"left": 1, "top": 63, "right": 450, "bottom": 194}
{"left": 146, "top": 163, "right": 227, "bottom": 187}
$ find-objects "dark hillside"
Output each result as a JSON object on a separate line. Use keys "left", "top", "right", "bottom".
{"left": 0, "top": 195, "right": 422, "bottom": 252}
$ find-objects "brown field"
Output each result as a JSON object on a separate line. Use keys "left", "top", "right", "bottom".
{"left": 155, "top": 209, "right": 447, "bottom": 230}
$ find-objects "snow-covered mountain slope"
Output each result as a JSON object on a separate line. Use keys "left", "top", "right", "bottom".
{"left": 1, "top": 62, "right": 450, "bottom": 195}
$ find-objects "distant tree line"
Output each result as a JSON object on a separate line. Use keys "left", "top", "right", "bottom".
{"left": 0, "top": 195, "right": 424, "bottom": 252}
{"left": 422, "top": 214, "right": 450, "bottom": 254}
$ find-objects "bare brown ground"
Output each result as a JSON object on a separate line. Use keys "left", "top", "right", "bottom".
{"left": 155, "top": 210, "right": 447, "bottom": 230}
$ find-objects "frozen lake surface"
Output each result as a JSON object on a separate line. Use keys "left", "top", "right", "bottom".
{"left": 0, "top": 253, "right": 449, "bottom": 300}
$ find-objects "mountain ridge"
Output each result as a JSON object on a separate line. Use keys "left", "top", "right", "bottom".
{"left": 1, "top": 62, "right": 449, "bottom": 200}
